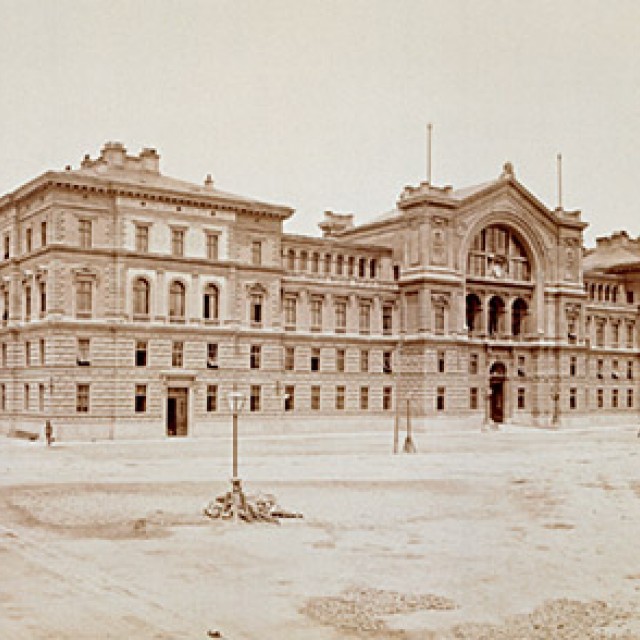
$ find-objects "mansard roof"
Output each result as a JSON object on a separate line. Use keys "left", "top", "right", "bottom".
{"left": 583, "top": 231, "right": 640, "bottom": 274}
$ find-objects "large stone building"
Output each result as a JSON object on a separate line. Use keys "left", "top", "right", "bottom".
{"left": 0, "top": 143, "right": 637, "bottom": 440}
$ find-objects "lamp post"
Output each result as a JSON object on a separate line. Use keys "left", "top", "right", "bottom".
{"left": 227, "top": 389, "right": 246, "bottom": 486}
{"left": 403, "top": 395, "right": 416, "bottom": 453}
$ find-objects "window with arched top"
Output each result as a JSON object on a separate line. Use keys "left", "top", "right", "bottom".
{"left": 133, "top": 278, "right": 150, "bottom": 317}
{"left": 512, "top": 298, "right": 528, "bottom": 337}
{"left": 310, "top": 252, "right": 319, "bottom": 273}
{"left": 299, "top": 251, "right": 308, "bottom": 271}
{"left": 467, "top": 225, "right": 531, "bottom": 281}
{"left": 466, "top": 294, "right": 482, "bottom": 334}
{"left": 169, "top": 280, "right": 185, "bottom": 321}
{"left": 286, "top": 249, "right": 295, "bottom": 271}
{"left": 488, "top": 296, "right": 505, "bottom": 336}
{"left": 203, "top": 283, "right": 219, "bottom": 322}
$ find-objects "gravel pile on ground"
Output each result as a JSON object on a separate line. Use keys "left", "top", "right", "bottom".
{"left": 439, "top": 598, "right": 639, "bottom": 640}
{"left": 302, "top": 587, "right": 458, "bottom": 635}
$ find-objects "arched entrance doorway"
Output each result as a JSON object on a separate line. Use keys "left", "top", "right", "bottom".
{"left": 489, "top": 361, "right": 507, "bottom": 423}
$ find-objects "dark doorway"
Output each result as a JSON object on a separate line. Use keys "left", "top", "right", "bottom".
{"left": 490, "top": 380, "right": 505, "bottom": 423}
{"left": 167, "top": 388, "right": 188, "bottom": 437}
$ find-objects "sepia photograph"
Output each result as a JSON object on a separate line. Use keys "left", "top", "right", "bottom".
{"left": 1, "top": 1, "right": 640, "bottom": 638}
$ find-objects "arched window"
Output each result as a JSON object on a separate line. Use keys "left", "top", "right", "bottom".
{"left": 358, "top": 258, "right": 367, "bottom": 278}
{"left": 467, "top": 225, "right": 531, "bottom": 281}
{"left": 203, "top": 284, "right": 219, "bottom": 322}
{"left": 612, "top": 286, "right": 618, "bottom": 304}
{"left": 369, "top": 259, "right": 377, "bottom": 279}
{"left": 604, "top": 285, "right": 610, "bottom": 302}
{"left": 133, "top": 278, "right": 150, "bottom": 317}
{"left": 336, "top": 255, "right": 344, "bottom": 276}
{"left": 512, "top": 298, "right": 528, "bottom": 337}
{"left": 310, "top": 252, "right": 319, "bottom": 273}
{"left": 488, "top": 296, "right": 505, "bottom": 336}
{"left": 169, "top": 280, "right": 185, "bottom": 321}
{"left": 324, "top": 254, "right": 332, "bottom": 274}
{"left": 466, "top": 294, "right": 482, "bottom": 334}
{"left": 347, "top": 256, "right": 355, "bottom": 277}
{"left": 299, "top": 251, "right": 308, "bottom": 271}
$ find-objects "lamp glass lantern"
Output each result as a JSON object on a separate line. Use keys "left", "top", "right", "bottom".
{"left": 227, "top": 390, "right": 246, "bottom": 414}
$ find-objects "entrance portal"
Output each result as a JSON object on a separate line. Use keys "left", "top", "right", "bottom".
{"left": 167, "top": 388, "right": 188, "bottom": 437}
{"left": 489, "top": 361, "right": 507, "bottom": 424}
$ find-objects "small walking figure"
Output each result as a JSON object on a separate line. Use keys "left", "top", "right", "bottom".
{"left": 45, "top": 420, "right": 53, "bottom": 447}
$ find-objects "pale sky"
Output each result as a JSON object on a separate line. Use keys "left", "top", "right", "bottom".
{"left": 0, "top": 0, "right": 638, "bottom": 246}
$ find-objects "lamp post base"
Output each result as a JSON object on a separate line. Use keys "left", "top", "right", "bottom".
{"left": 402, "top": 436, "right": 416, "bottom": 453}
{"left": 204, "top": 478, "right": 303, "bottom": 524}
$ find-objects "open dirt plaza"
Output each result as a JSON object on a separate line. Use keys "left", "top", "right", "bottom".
{"left": 2, "top": 423, "right": 640, "bottom": 639}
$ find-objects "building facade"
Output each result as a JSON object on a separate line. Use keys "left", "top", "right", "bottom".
{"left": 0, "top": 143, "right": 637, "bottom": 440}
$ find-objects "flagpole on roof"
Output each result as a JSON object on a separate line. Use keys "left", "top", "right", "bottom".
{"left": 427, "top": 123, "right": 433, "bottom": 184}
{"left": 557, "top": 152, "right": 563, "bottom": 209}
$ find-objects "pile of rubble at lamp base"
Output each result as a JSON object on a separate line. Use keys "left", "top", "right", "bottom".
{"left": 203, "top": 478, "right": 303, "bottom": 524}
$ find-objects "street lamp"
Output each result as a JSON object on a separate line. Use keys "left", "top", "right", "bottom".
{"left": 227, "top": 389, "right": 246, "bottom": 481}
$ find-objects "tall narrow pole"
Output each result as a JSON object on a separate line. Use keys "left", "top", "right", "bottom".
{"left": 427, "top": 123, "right": 433, "bottom": 184}
{"left": 232, "top": 410, "right": 238, "bottom": 478}
{"left": 557, "top": 153, "right": 563, "bottom": 209}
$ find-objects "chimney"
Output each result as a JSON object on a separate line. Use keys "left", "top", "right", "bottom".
{"left": 139, "top": 147, "right": 160, "bottom": 173}
{"left": 100, "top": 141, "right": 126, "bottom": 168}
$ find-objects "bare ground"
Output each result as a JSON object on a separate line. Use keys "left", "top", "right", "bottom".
{"left": 1, "top": 425, "right": 640, "bottom": 639}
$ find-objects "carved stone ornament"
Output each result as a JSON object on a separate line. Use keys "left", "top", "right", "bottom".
{"left": 431, "top": 226, "right": 447, "bottom": 265}
{"left": 431, "top": 292, "right": 450, "bottom": 307}
{"left": 565, "top": 303, "right": 581, "bottom": 319}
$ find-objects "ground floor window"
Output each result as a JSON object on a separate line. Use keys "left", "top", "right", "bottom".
{"left": 628, "top": 388, "right": 634, "bottom": 408}
{"left": 136, "top": 340, "right": 148, "bottom": 367}
{"left": 250, "top": 385, "right": 261, "bottom": 412}
{"left": 436, "top": 387, "right": 445, "bottom": 411}
{"left": 207, "top": 384, "right": 218, "bottom": 412}
{"left": 470, "top": 387, "right": 478, "bottom": 410}
{"left": 24, "top": 384, "right": 29, "bottom": 410}
{"left": 597, "top": 388, "right": 604, "bottom": 408}
{"left": 284, "top": 385, "right": 295, "bottom": 412}
{"left": 383, "top": 386, "right": 393, "bottom": 411}
{"left": 311, "top": 385, "right": 320, "bottom": 411}
{"left": 569, "top": 387, "right": 577, "bottom": 410}
{"left": 612, "top": 388, "right": 619, "bottom": 409}
{"left": 135, "top": 384, "right": 147, "bottom": 413}
{"left": 517, "top": 387, "right": 525, "bottom": 410}
{"left": 76, "top": 384, "right": 90, "bottom": 413}
{"left": 38, "top": 383, "right": 45, "bottom": 412}
{"left": 336, "top": 385, "right": 345, "bottom": 410}
{"left": 0, "top": 383, "right": 5, "bottom": 411}
{"left": 360, "top": 386, "right": 369, "bottom": 410}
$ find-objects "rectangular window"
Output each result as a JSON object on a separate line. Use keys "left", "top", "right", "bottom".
{"left": 25, "top": 341, "right": 31, "bottom": 367}
{"left": 135, "top": 224, "right": 149, "bottom": 253}
{"left": 25, "top": 228, "right": 32, "bottom": 253}
{"left": 284, "top": 297, "right": 297, "bottom": 329}
{"left": 595, "top": 321, "right": 605, "bottom": 347}
{"left": 284, "top": 385, "right": 295, "bottom": 412}
{"left": 438, "top": 350, "right": 445, "bottom": 373}
{"left": 207, "top": 385, "right": 218, "bottom": 412}
{"left": 41, "top": 221, "right": 47, "bottom": 247}
{"left": 597, "top": 388, "right": 604, "bottom": 408}
{"left": 627, "top": 323, "right": 634, "bottom": 348}
{"left": 79, "top": 219, "right": 92, "bottom": 249}
{"left": 284, "top": 346, "right": 295, "bottom": 371}
{"left": 382, "top": 305, "right": 393, "bottom": 335}
{"left": 336, "top": 348, "right": 345, "bottom": 372}
{"left": 2, "top": 289, "right": 9, "bottom": 324}
{"left": 569, "top": 387, "right": 577, "bottom": 410}
{"left": 251, "top": 241, "right": 262, "bottom": 266}
{"left": 76, "top": 280, "right": 93, "bottom": 317}
{"left": 3, "top": 234, "right": 9, "bottom": 259}
{"left": 39, "top": 339, "right": 45, "bottom": 366}
{"left": 77, "top": 338, "right": 90, "bottom": 366}
{"left": 135, "top": 384, "right": 147, "bottom": 413}
{"left": 612, "top": 323, "right": 620, "bottom": 347}
{"left": 434, "top": 306, "right": 445, "bottom": 334}
{"left": 336, "top": 385, "right": 345, "bottom": 410}
{"left": 335, "top": 301, "right": 347, "bottom": 333}
{"left": 76, "top": 384, "right": 90, "bottom": 413}
{"left": 569, "top": 356, "right": 577, "bottom": 377}
{"left": 383, "top": 386, "right": 393, "bottom": 411}
{"left": 360, "top": 349, "right": 369, "bottom": 373}
{"left": 135, "top": 340, "right": 147, "bottom": 367}
{"left": 207, "top": 343, "right": 219, "bottom": 368}
{"left": 469, "top": 353, "right": 479, "bottom": 375}
{"left": 1, "top": 343, "right": 6, "bottom": 367}
{"left": 436, "top": 387, "right": 445, "bottom": 411}
{"left": 250, "top": 294, "right": 263, "bottom": 326}
{"left": 310, "top": 348, "right": 321, "bottom": 372}
{"left": 311, "top": 385, "right": 321, "bottom": 411}
{"left": 383, "top": 351, "right": 393, "bottom": 374}
{"left": 627, "top": 388, "right": 634, "bottom": 409}
{"left": 250, "top": 385, "right": 261, "bottom": 412}
{"left": 310, "top": 298, "right": 322, "bottom": 330}
{"left": 470, "top": 387, "right": 479, "bottom": 410}
{"left": 597, "top": 359, "right": 604, "bottom": 379}
{"left": 612, "top": 360, "right": 619, "bottom": 380}
{"left": 517, "top": 387, "right": 526, "bottom": 410}
{"left": 360, "top": 386, "right": 369, "bottom": 410}
{"left": 627, "top": 360, "right": 634, "bottom": 380}
{"left": 250, "top": 345, "right": 261, "bottom": 369}
{"left": 206, "top": 232, "right": 219, "bottom": 261}
{"left": 39, "top": 282, "right": 46, "bottom": 316}
{"left": 359, "top": 302, "right": 371, "bottom": 334}
{"left": 0, "top": 383, "right": 6, "bottom": 411}
{"left": 612, "top": 388, "right": 619, "bottom": 408}
{"left": 172, "top": 341, "right": 184, "bottom": 367}
{"left": 24, "top": 383, "right": 29, "bottom": 410}
{"left": 171, "top": 228, "right": 184, "bottom": 257}
{"left": 24, "top": 285, "right": 31, "bottom": 321}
